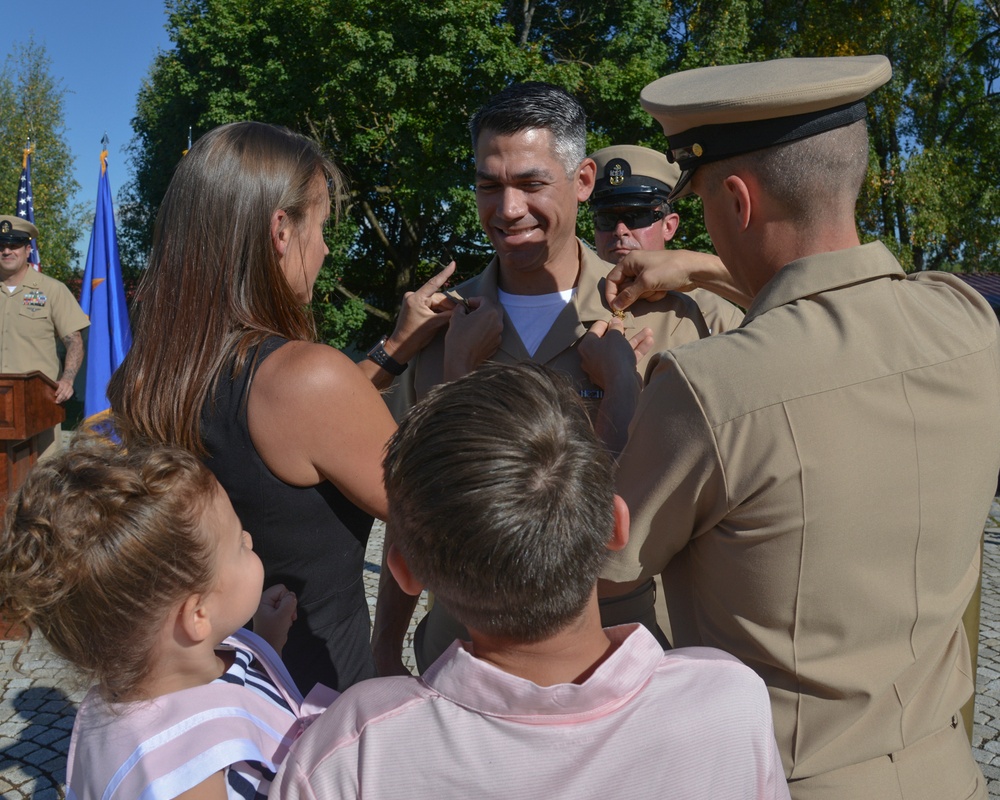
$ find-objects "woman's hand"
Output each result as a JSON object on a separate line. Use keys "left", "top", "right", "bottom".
{"left": 360, "top": 262, "right": 464, "bottom": 390}
{"left": 384, "top": 262, "right": 461, "bottom": 363}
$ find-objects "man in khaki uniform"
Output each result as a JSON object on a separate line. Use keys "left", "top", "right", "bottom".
{"left": 589, "top": 144, "right": 744, "bottom": 335}
{"left": 588, "top": 144, "right": 746, "bottom": 639}
{"left": 596, "top": 56, "right": 997, "bottom": 799}
{"left": 0, "top": 216, "right": 89, "bottom": 455}
{"left": 371, "top": 82, "right": 717, "bottom": 674}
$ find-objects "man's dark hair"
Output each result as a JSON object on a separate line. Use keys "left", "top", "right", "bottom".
{"left": 469, "top": 82, "right": 587, "bottom": 174}
{"left": 384, "top": 362, "right": 615, "bottom": 642}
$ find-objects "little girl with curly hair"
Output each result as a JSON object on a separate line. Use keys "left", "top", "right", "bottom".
{"left": 0, "top": 435, "right": 335, "bottom": 799}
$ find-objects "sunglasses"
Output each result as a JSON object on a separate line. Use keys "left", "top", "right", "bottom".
{"left": 592, "top": 205, "right": 668, "bottom": 232}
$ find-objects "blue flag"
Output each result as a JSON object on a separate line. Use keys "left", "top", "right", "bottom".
{"left": 80, "top": 145, "right": 132, "bottom": 421}
{"left": 16, "top": 144, "right": 41, "bottom": 271}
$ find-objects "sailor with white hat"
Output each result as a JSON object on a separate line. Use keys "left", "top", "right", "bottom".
{"left": 601, "top": 55, "right": 995, "bottom": 800}
{"left": 589, "top": 144, "right": 744, "bottom": 333}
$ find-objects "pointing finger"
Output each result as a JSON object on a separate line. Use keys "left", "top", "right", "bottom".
{"left": 415, "top": 261, "right": 457, "bottom": 297}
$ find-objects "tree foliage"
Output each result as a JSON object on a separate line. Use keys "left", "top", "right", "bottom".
{"left": 0, "top": 37, "right": 82, "bottom": 281}
{"left": 124, "top": 0, "right": 677, "bottom": 347}
{"left": 124, "top": 0, "right": 1000, "bottom": 347}
{"left": 671, "top": 0, "right": 1000, "bottom": 271}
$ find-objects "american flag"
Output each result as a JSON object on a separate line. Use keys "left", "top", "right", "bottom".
{"left": 17, "top": 143, "right": 40, "bottom": 271}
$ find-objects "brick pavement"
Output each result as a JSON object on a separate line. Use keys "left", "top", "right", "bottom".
{"left": 1, "top": 517, "right": 998, "bottom": 798}
{"left": 974, "top": 503, "right": 1000, "bottom": 793}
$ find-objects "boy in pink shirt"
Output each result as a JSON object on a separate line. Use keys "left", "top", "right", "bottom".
{"left": 273, "top": 363, "right": 789, "bottom": 800}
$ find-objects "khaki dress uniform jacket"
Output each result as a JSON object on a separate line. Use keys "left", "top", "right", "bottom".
{"left": 689, "top": 287, "right": 744, "bottom": 334}
{"left": 0, "top": 270, "right": 89, "bottom": 381}
{"left": 605, "top": 242, "right": 1000, "bottom": 799}
{"left": 393, "top": 240, "right": 712, "bottom": 414}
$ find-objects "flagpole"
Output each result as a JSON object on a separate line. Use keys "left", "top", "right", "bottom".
{"left": 16, "top": 139, "right": 40, "bottom": 271}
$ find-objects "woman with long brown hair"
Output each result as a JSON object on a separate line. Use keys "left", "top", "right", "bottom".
{"left": 109, "top": 121, "right": 442, "bottom": 693}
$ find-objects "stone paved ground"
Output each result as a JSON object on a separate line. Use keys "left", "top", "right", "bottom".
{"left": 974, "top": 503, "right": 1000, "bottom": 794}
{"left": 1, "top": 517, "right": 998, "bottom": 798}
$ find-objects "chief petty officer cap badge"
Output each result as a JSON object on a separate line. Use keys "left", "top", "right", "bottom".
{"left": 0, "top": 215, "right": 38, "bottom": 246}
{"left": 640, "top": 54, "right": 893, "bottom": 201}
{"left": 590, "top": 145, "right": 681, "bottom": 208}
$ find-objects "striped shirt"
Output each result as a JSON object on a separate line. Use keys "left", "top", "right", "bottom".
{"left": 213, "top": 644, "right": 294, "bottom": 798}
{"left": 66, "top": 629, "right": 331, "bottom": 800}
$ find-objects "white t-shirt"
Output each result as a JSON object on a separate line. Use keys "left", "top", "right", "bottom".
{"left": 497, "top": 287, "right": 575, "bottom": 356}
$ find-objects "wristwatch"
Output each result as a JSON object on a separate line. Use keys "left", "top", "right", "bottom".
{"left": 366, "top": 335, "right": 407, "bottom": 376}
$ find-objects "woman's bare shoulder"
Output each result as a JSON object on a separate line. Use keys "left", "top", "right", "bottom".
{"left": 247, "top": 340, "right": 394, "bottom": 518}
{"left": 253, "top": 341, "right": 365, "bottom": 401}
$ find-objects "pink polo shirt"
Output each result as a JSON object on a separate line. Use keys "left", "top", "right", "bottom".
{"left": 272, "top": 625, "right": 789, "bottom": 799}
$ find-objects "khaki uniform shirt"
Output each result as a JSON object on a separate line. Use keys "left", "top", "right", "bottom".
{"left": 689, "top": 287, "right": 744, "bottom": 333}
{"left": 392, "top": 240, "right": 712, "bottom": 414}
{"left": 0, "top": 271, "right": 89, "bottom": 381}
{"left": 390, "top": 240, "right": 717, "bottom": 670}
{"left": 606, "top": 242, "right": 1000, "bottom": 794}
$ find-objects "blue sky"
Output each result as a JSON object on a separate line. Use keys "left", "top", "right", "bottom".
{"left": 2, "top": 1, "right": 173, "bottom": 266}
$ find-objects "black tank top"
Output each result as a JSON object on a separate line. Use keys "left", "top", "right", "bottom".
{"left": 201, "top": 336, "right": 376, "bottom": 693}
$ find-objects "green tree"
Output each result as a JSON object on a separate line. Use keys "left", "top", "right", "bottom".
{"left": 126, "top": 0, "right": 999, "bottom": 346}
{"left": 672, "top": 0, "right": 1000, "bottom": 272}
{"left": 0, "top": 37, "right": 82, "bottom": 281}
{"left": 124, "top": 0, "right": 678, "bottom": 347}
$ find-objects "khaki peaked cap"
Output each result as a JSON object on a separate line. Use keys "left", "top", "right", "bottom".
{"left": 590, "top": 145, "right": 681, "bottom": 207}
{"left": 0, "top": 215, "right": 38, "bottom": 244}
{"left": 640, "top": 55, "right": 892, "bottom": 199}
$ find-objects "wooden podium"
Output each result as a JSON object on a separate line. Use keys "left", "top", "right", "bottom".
{"left": 0, "top": 372, "right": 65, "bottom": 509}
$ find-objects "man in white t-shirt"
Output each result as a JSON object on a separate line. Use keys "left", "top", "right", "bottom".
{"left": 372, "top": 83, "right": 715, "bottom": 408}
{"left": 370, "top": 82, "right": 719, "bottom": 675}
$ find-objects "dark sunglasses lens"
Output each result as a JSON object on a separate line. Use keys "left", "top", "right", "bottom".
{"left": 593, "top": 208, "right": 658, "bottom": 232}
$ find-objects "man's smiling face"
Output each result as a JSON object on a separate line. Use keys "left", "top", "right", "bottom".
{"left": 474, "top": 127, "right": 592, "bottom": 287}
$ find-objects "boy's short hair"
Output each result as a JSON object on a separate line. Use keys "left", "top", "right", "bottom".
{"left": 383, "top": 362, "right": 615, "bottom": 642}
